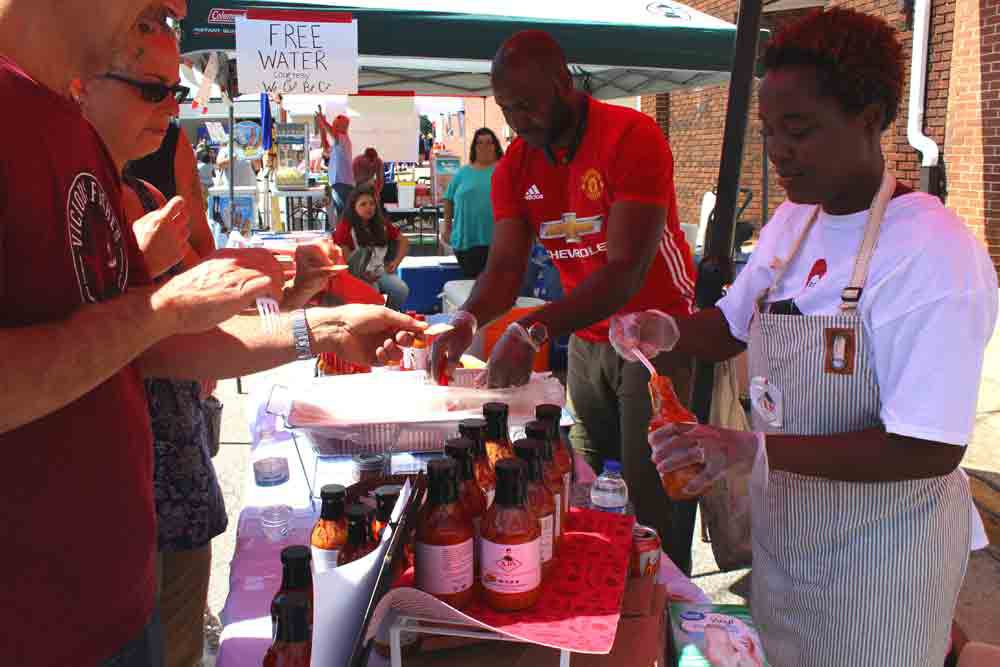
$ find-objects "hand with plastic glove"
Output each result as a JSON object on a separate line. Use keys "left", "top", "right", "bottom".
{"left": 649, "top": 422, "right": 764, "bottom": 498}
{"left": 609, "top": 309, "right": 680, "bottom": 363}
{"left": 480, "top": 322, "right": 538, "bottom": 389}
{"left": 429, "top": 310, "right": 477, "bottom": 384}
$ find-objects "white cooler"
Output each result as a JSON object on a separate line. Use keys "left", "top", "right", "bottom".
{"left": 439, "top": 280, "right": 546, "bottom": 360}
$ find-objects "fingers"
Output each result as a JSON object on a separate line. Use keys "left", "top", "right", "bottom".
{"left": 395, "top": 330, "right": 417, "bottom": 347}
{"left": 161, "top": 196, "right": 187, "bottom": 224}
{"left": 243, "top": 274, "right": 283, "bottom": 302}
{"left": 376, "top": 338, "right": 405, "bottom": 365}
{"left": 679, "top": 464, "right": 721, "bottom": 497}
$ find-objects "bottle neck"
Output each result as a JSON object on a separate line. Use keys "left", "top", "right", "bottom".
{"left": 274, "top": 603, "right": 312, "bottom": 643}
{"left": 347, "top": 518, "right": 369, "bottom": 546}
{"left": 485, "top": 417, "right": 509, "bottom": 442}
{"left": 281, "top": 561, "right": 312, "bottom": 591}
{"left": 427, "top": 479, "right": 458, "bottom": 506}
{"left": 320, "top": 499, "right": 344, "bottom": 521}
{"left": 523, "top": 456, "right": 544, "bottom": 484}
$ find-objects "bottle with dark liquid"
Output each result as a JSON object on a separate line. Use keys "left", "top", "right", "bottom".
{"left": 310, "top": 484, "right": 347, "bottom": 573}
{"left": 372, "top": 484, "right": 402, "bottom": 542}
{"left": 415, "top": 458, "right": 475, "bottom": 609}
{"left": 534, "top": 405, "right": 574, "bottom": 514}
{"left": 338, "top": 504, "right": 378, "bottom": 566}
{"left": 459, "top": 418, "right": 496, "bottom": 506}
{"left": 445, "top": 438, "right": 488, "bottom": 590}
{"left": 513, "top": 438, "right": 557, "bottom": 579}
{"left": 270, "top": 545, "right": 312, "bottom": 640}
{"left": 480, "top": 459, "right": 542, "bottom": 612}
{"left": 525, "top": 421, "right": 565, "bottom": 542}
{"left": 263, "top": 596, "right": 312, "bottom": 667}
{"left": 483, "top": 402, "right": 514, "bottom": 467}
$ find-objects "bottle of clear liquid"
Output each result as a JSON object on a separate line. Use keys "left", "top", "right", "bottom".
{"left": 590, "top": 460, "right": 628, "bottom": 514}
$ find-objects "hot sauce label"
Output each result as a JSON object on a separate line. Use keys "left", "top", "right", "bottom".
{"left": 311, "top": 546, "right": 340, "bottom": 574}
{"left": 481, "top": 538, "right": 542, "bottom": 594}
{"left": 415, "top": 539, "right": 474, "bottom": 595}
{"left": 539, "top": 515, "right": 554, "bottom": 563}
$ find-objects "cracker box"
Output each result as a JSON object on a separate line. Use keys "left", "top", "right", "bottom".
{"left": 668, "top": 603, "right": 769, "bottom": 666}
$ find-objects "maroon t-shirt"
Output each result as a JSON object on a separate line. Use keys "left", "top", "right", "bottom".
{"left": 0, "top": 57, "right": 156, "bottom": 665}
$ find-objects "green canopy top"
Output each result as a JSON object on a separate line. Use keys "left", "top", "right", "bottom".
{"left": 181, "top": 0, "right": 760, "bottom": 98}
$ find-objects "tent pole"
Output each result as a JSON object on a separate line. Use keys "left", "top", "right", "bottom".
{"left": 689, "top": 0, "right": 764, "bottom": 425}
{"left": 666, "top": 0, "right": 763, "bottom": 579}
{"left": 229, "top": 100, "right": 236, "bottom": 233}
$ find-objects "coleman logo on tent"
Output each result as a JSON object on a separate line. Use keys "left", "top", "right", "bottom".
{"left": 208, "top": 8, "right": 248, "bottom": 24}
{"left": 539, "top": 213, "right": 603, "bottom": 244}
{"left": 646, "top": 2, "right": 692, "bottom": 20}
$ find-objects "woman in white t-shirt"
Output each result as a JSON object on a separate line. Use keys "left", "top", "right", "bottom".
{"left": 610, "top": 8, "right": 996, "bottom": 666}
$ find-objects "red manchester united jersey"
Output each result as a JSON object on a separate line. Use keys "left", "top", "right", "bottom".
{"left": 492, "top": 96, "right": 695, "bottom": 342}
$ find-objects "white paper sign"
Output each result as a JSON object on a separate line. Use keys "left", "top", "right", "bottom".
{"left": 235, "top": 15, "right": 358, "bottom": 96}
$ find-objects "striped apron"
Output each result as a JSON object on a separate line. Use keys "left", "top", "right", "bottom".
{"left": 747, "top": 171, "right": 972, "bottom": 666}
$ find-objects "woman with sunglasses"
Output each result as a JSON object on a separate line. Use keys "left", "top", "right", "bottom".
{"left": 75, "top": 30, "right": 223, "bottom": 667}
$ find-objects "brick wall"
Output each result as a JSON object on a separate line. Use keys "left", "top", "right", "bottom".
{"left": 945, "top": 0, "right": 1000, "bottom": 267}
{"left": 647, "top": 0, "right": 963, "bottom": 241}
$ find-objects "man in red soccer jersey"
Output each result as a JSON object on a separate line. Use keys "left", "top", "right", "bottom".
{"left": 431, "top": 30, "right": 698, "bottom": 571}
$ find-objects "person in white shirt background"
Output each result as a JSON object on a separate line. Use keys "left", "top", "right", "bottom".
{"left": 611, "top": 8, "right": 995, "bottom": 666}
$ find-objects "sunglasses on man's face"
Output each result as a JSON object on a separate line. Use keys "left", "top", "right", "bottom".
{"left": 101, "top": 73, "right": 189, "bottom": 104}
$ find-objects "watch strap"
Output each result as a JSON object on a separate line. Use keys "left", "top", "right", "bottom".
{"left": 291, "top": 309, "right": 314, "bottom": 360}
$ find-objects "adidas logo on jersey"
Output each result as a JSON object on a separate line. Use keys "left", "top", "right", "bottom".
{"left": 524, "top": 184, "right": 544, "bottom": 201}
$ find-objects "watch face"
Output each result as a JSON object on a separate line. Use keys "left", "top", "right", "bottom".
{"left": 528, "top": 323, "right": 548, "bottom": 346}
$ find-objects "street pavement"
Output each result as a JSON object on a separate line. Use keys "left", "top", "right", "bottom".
{"left": 204, "top": 315, "right": 1000, "bottom": 661}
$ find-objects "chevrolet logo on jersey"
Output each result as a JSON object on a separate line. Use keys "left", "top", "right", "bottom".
{"left": 539, "top": 214, "right": 603, "bottom": 244}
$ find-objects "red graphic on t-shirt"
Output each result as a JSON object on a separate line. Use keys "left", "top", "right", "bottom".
{"left": 804, "top": 258, "right": 827, "bottom": 290}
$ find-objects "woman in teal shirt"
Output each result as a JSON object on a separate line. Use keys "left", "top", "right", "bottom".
{"left": 442, "top": 127, "right": 504, "bottom": 277}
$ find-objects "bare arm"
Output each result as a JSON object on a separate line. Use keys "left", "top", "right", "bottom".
{"left": 768, "top": 428, "right": 964, "bottom": 480}
{"left": 137, "top": 304, "right": 425, "bottom": 379}
{"left": 673, "top": 307, "right": 747, "bottom": 362}
{"left": 388, "top": 234, "right": 410, "bottom": 271}
{"left": 441, "top": 199, "right": 454, "bottom": 245}
{"left": 173, "top": 127, "right": 215, "bottom": 262}
{"left": 0, "top": 287, "right": 170, "bottom": 435}
{"left": 459, "top": 216, "right": 534, "bottom": 325}
{"left": 517, "top": 201, "right": 664, "bottom": 338}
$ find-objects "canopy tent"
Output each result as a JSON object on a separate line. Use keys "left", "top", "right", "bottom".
{"left": 180, "top": 0, "right": 749, "bottom": 98}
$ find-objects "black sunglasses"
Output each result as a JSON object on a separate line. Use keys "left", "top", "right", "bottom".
{"left": 101, "top": 73, "right": 189, "bottom": 104}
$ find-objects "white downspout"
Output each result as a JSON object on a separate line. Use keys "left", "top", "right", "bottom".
{"left": 907, "top": 0, "right": 940, "bottom": 169}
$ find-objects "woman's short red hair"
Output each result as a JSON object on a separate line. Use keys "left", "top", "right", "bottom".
{"left": 763, "top": 8, "right": 905, "bottom": 130}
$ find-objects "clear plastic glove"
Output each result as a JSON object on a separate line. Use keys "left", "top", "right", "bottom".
{"left": 609, "top": 309, "right": 680, "bottom": 362}
{"left": 649, "top": 422, "right": 763, "bottom": 497}
{"left": 429, "top": 310, "right": 477, "bottom": 384}
{"left": 480, "top": 322, "right": 537, "bottom": 389}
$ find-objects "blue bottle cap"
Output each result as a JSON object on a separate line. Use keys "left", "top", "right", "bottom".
{"left": 603, "top": 460, "right": 622, "bottom": 474}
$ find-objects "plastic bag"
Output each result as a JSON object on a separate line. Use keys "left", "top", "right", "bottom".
{"left": 266, "top": 370, "right": 565, "bottom": 453}
{"left": 699, "top": 356, "right": 753, "bottom": 571}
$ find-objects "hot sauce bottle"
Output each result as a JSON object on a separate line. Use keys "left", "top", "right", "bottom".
{"left": 534, "top": 405, "right": 574, "bottom": 513}
{"left": 459, "top": 418, "right": 496, "bottom": 506}
{"left": 483, "top": 402, "right": 514, "bottom": 467}
{"left": 263, "top": 597, "right": 312, "bottom": 667}
{"left": 513, "top": 439, "right": 557, "bottom": 579}
{"left": 415, "top": 458, "right": 475, "bottom": 609}
{"left": 480, "top": 459, "right": 542, "bottom": 612}
{"left": 525, "top": 421, "right": 566, "bottom": 539}
{"left": 310, "top": 484, "right": 347, "bottom": 574}
{"left": 445, "top": 438, "right": 489, "bottom": 590}
{"left": 270, "top": 546, "right": 313, "bottom": 640}
{"left": 372, "top": 484, "right": 402, "bottom": 542}
{"left": 647, "top": 374, "right": 704, "bottom": 500}
{"left": 338, "top": 504, "right": 378, "bottom": 566}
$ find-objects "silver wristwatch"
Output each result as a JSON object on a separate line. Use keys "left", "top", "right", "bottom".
{"left": 291, "top": 309, "right": 314, "bottom": 360}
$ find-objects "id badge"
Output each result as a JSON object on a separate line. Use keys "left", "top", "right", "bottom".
{"left": 749, "top": 376, "right": 783, "bottom": 428}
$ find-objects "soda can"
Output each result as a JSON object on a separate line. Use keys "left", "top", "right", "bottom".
{"left": 630, "top": 524, "right": 661, "bottom": 578}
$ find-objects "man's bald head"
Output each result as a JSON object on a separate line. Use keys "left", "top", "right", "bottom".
{"left": 490, "top": 31, "right": 580, "bottom": 149}
{"left": 491, "top": 30, "right": 571, "bottom": 89}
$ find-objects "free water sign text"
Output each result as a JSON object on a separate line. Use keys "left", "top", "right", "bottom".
{"left": 235, "top": 15, "right": 358, "bottom": 95}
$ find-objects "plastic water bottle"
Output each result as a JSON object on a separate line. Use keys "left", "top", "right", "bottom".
{"left": 590, "top": 460, "right": 628, "bottom": 514}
